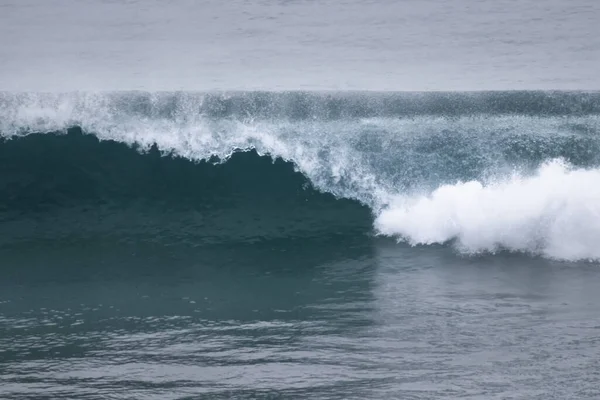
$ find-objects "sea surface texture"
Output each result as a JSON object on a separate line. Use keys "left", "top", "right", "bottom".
{"left": 1, "top": 1, "right": 600, "bottom": 399}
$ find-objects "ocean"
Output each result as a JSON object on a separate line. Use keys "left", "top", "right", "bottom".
{"left": 2, "top": 1, "right": 600, "bottom": 400}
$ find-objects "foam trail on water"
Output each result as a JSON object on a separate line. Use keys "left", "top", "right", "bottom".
{"left": 375, "top": 160, "right": 600, "bottom": 261}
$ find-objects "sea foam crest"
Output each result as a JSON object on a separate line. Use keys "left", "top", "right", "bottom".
{"left": 375, "top": 159, "right": 600, "bottom": 260}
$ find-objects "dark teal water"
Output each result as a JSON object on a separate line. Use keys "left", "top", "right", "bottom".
{"left": 2, "top": 91, "right": 600, "bottom": 398}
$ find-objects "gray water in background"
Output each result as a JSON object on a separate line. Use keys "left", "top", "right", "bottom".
{"left": 1, "top": 0, "right": 599, "bottom": 91}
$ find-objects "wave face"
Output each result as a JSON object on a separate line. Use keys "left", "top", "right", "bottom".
{"left": 1, "top": 91, "right": 600, "bottom": 260}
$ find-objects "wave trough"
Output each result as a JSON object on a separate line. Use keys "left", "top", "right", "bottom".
{"left": 1, "top": 91, "right": 600, "bottom": 261}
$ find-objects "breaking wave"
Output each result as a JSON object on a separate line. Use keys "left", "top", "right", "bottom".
{"left": 1, "top": 91, "right": 600, "bottom": 260}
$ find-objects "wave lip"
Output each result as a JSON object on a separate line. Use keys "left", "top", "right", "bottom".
{"left": 375, "top": 160, "right": 600, "bottom": 261}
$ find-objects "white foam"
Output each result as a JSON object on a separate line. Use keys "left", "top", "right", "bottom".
{"left": 375, "top": 160, "right": 600, "bottom": 261}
